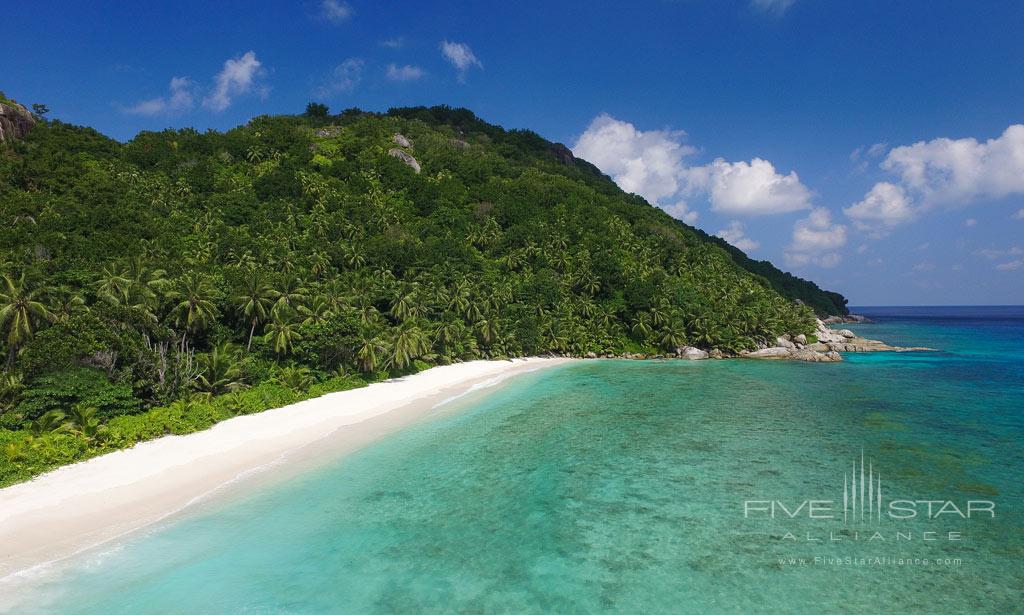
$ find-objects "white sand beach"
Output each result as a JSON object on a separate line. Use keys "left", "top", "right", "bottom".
{"left": 0, "top": 358, "right": 570, "bottom": 579}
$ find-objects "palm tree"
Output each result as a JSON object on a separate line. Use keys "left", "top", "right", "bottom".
{"left": 273, "top": 364, "right": 315, "bottom": 391}
{"left": 0, "top": 273, "right": 51, "bottom": 367}
{"left": 125, "top": 257, "right": 168, "bottom": 313}
{"left": 67, "top": 406, "right": 107, "bottom": 443}
{"left": 273, "top": 275, "right": 308, "bottom": 315}
{"left": 475, "top": 316, "right": 499, "bottom": 345}
{"left": 264, "top": 314, "right": 302, "bottom": 357}
{"left": 93, "top": 264, "right": 132, "bottom": 305}
{"left": 196, "top": 342, "right": 246, "bottom": 394}
{"left": 236, "top": 271, "right": 277, "bottom": 350}
{"left": 341, "top": 243, "right": 366, "bottom": 270}
{"left": 659, "top": 321, "right": 687, "bottom": 352}
{"left": 390, "top": 324, "right": 428, "bottom": 369}
{"left": 631, "top": 314, "right": 652, "bottom": 339}
{"left": 167, "top": 273, "right": 219, "bottom": 347}
{"left": 390, "top": 285, "right": 420, "bottom": 322}
{"left": 0, "top": 372, "right": 25, "bottom": 416}
{"left": 355, "top": 334, "right": 385, "bottom": 372}
{"left": 29, "top": 410, "right": 67, "bottom": 436}
{"left": 46, "top": 286, "right": 88, "bottom": 324}
{"left": 297, "top": 296, "right": 335, "bottom": 326}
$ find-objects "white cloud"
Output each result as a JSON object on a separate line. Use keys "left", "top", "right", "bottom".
{"left": 1014, "top": 208, "right": 1024, "bottom": 219}
{"left": 881, "top": 124, "right": 1024, "bottom": 207}
{"left": 440, "top": 41, "right": 482, "bottom": 80}
{"left": 784, "top": 207, "right": 846, "bottom": 268}
{"left": 204, "top": 51, "right": 263, "bottom": 112}
{"left": 750, "top": 0, "right": 796, "bottom": 13}
{"left": 381, "top": 37, "right": 404, "bottom": 49}
{"left": 386, "top": 64, "right": 424, "bottom": 82}
{"left": 996, "top": 259, "right": 1024, "bottom": 271}
{"left": 572, "top": 114, "right": 694, "bottom": 205}
{"left": 964, "top": 218, "right": 977, "bottom": 227}
{"left": 317, "top": 58, "right": 364, "bottom": 96}
{"left": 124, "top": 77, "right": 196, "bottom": 115}
{"left": 976, "top": 245, "right": 1023, "bottom": 260}
{"left": 320, "top": 0, "right": 352, "bottom": 23}
{"left": 573, "top": 114, "right": 813, "bottom": 230}
{"left": 663, "top": 201, "right": 699, "bottom": 224}
{"left": 843, "top": 182, "right": 915, "bottom": 235}
{"left": 685, "top": 158, "right": 813, "bottom": 216}
{"left": 716, "top": 221, "right": 760, "bottom": 252}
{"left": 912, "top": 261, "right": 936, "bottom": 272}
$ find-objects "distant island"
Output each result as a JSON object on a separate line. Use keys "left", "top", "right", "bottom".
{"left": 0, "top": 100, "right": 850, "bottom": 485}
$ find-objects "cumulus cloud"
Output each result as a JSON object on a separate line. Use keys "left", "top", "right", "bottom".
{"left": 572, "top": 114, "right": 814, "bottom": 229}
{"left": 750, "top": 0, "right": 796, "bottom": 13}
{"left": 784, "top": 207, "right": 847, "bottom": 268}
{"left": 386, "top": 64, "right": 424, "bottom": 82}
{"left": 440, "top": 41, "right": 482, "bottom": 80}
{"left": 381, "top": 37, "right": 404, "bottom": 49}
{"left": 123, "top": 77, "right": 196, "bottom": 115}
{"left": 204, "top": 51, "right": 263, "bottom": 112}
{"left": 662, "top": 202, "right": 699, "bottom": 225}
{"left": 685, "top": 158, "right": 813, "bottom": 216}
{"left": 317, "top": 58, "right": 364, "bottom": 96}
{"left": 996, "top": 259, "right": 1023, "bottom": 271}
{"left": 1014, "top": 208, "right": 1024, "bottom": 219}
{"left": 912, "top": 261, "right": 936, "bottom": 272}
{"left": 572, "top": 114, "right": 694, "bottom": 205}
{"left": 716, "top": 221, "right": 760, "bottom": 252}
{"left": 843, "top": 182, "right": 915, "bottom": 235}
{"left": 320, "top": 0, "right": 352, "bottom": 23}
{"left": 881, "top": 124, "right": 1024, "bottom": 206}
{"left": 964, "top": 218, "right": 977, "bottom": 227}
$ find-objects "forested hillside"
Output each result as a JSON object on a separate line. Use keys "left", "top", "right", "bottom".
{"left": 0, "top": 103, "right": 845, "bottom": 483}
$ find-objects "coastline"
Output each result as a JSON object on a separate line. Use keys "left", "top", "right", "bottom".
{"left": 0, "top": 357, "right": 571, "bottom": 580}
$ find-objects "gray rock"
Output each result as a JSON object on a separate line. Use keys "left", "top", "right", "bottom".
{"left": 837, "top": 329, "right": 856, "bottom": 338}
{"left": 388, "top": 148, "right": 421, "bottom": 173}
{"left": 393, "top": 133, "right": 412, "bottom": 148}
{"left": 0, "top": 97, "right": 36, "bottom": 143}
{"left": 585, "top": 351, "right": 597, "bottom": 359}
{"left": 676, "top": 346, "right": 709, "bottom": 360}
{"left": 776, "top": 336, "right": 796, "bottom": 349}
{"left": 745, "top": 347, "right": 793, "bottom": 358}
{"left": 794, "top": 334, "right": 807, "bottom": 344}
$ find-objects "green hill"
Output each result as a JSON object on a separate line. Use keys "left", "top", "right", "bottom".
{"left": 0, "top": 103, "right": 845, "bottom": 483}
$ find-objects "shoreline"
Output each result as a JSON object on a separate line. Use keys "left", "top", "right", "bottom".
{"left": 0, "top": 357, "right": 571, "bottom": 581}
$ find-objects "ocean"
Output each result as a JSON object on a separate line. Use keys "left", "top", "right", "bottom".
{"left": 6, "top": 306, "right": 1023, "bottom": 613}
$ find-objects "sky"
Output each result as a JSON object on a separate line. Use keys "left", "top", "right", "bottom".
{"left": 2, "top": 0, "right": 1023, "bottom": 306}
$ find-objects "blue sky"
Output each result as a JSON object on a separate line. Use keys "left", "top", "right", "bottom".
{"left": 2, "top": 0, "right": 1023, "bottom": 305}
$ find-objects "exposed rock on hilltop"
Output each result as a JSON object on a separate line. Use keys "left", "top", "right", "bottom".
{"left": 0, "top": 93, "right": 35, "bottom": 143}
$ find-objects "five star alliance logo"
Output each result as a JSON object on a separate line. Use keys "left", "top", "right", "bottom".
{"left": 743, "top": 450, "right": 995, "bottom": 522}
{"left": 844, "top": 450, "right": 881, "bottom": 523}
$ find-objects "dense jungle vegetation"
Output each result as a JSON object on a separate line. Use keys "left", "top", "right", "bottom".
{"left": 0, "top": 103, "right": 846, "bottom": 484}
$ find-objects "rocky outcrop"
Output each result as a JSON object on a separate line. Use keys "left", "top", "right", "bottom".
{"left": 393, "top": 133, "right": 412, "bottom": 148}
{"left": 675, "top": 346, "right": 709, "bottom": 360}
{"left": 0, "top": 96, "right": 35, "bottom": 143}
{"left": 822, "top": 314, "right": 872, "bottom": 324}
{"left": 388, "top": 148, "right": 421, "bottom": 173}
{"left": 448, "top": 138, "right": 470, "bottom": 149}
{"left": 550, "top": 143, "right": 575, "bottom": 165}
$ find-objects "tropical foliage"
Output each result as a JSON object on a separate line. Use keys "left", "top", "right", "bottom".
{"left": 0, "top": 103, "right": 841, "bottom": 485}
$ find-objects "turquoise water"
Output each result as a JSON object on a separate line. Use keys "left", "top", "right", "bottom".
{"left": 7, "top": 307, "right": 1024, "bottom": 613}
